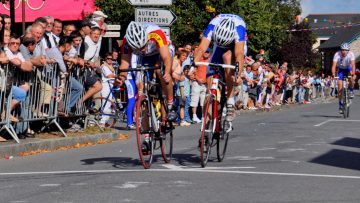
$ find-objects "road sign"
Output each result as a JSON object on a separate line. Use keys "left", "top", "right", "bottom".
{"left": 127, "top": 0, "right": 172, "bottom": 6}
{"left": 135, "top": 8, "right": 177, "bottom": 26}
{"left": 106, "top": 25, "right": 121, "bottom": 30}
{"left": 103, "top": 31, "right": 120, "bottom": 38}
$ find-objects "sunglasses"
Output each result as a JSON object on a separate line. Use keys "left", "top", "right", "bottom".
{"left": 10, "top": 42, "right": 20, "bottom": 45}
{"left": 106, "top": 57, "right": 112, "bottom": 60}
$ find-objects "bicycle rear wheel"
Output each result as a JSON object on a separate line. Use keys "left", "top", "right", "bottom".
{"left": 92, "top": 97, "right": 117, "bottom": 128}
{"left": 217, "top": 119, "right": 230, "bottom": 162}
{"left": 200, "top": 95, "right": 214, "bottom": 168}
{"left": 135, "top": 95, "right": 154, "bottom": 169}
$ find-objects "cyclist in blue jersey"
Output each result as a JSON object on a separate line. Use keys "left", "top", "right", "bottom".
{"left": 194, "top": 14, "right": 246, "bottom": 124}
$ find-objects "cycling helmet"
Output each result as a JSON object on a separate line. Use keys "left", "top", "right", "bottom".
{"left": 125, "top": 21, "right": 147, "bottom": 50}
{"left": 340, "top": 42, "right": 350, "bottom": 50}
{"left": 213, "top": 18, "right": 235, "bottom": 47}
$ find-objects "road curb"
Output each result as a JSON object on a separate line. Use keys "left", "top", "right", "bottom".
{"left": 0, "top": 131, "right": 128, "bottom": 158}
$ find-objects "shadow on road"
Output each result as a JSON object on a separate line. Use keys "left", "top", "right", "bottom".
{"left": 301, "top": 115, "right": 342, "bottom": 118}
{"left": 309, "top": 149, "right": 360, "bottom": 171}
{"left": 332, "top": 137, "right": 360, "bottom": 148}
{"left": 80, "top": 157, "right": 140, "bottom": 168}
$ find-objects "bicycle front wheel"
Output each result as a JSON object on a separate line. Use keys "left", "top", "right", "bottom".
{"left": 343, "top": 89, "right": 349, "bottom": 119}
{"left": 217, "top": 119, "right": 230, "bottom": 162}
{"left": 92, "top": 97, "right": 117, "bottom": 128}
{"left": 160, "top": 119, "right": 173, "bottom": 163}
{"left": 135, "top": 95, "right": 154, "bottom": 169}
{"left": 200, "top": 95, "right": 214, "bottom": 168}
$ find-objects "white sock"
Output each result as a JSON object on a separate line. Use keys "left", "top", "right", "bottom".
{"left": 227, "top": 97, "right": 235, "bottom": 106}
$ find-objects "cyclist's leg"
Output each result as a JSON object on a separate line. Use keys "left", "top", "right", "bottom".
{"left": 125, "top": 79, "right": 137, "bottom": 128}
{"left": 337, "top": 69, "right": 345, "bottom": 112}
{"left": 222, "top": 49, "right": 237, "bottom": 122}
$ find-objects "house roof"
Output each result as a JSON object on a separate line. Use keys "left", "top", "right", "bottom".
{"left": 306, "top": 14, "right": 360, "bottom": 37}
{"left": 318, "top": 26, "right": 360, "bottom": 49}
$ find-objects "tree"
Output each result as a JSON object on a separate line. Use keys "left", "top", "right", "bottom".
{"left": 280, "top": 22, "right": 319, "bottom": 69}
{"left": 95, "top": 0, "right": 303, "bottom": 62}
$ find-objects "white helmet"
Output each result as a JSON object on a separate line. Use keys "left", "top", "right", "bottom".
{"left": 213, "top": 18, "right": 235, "bottom": 47}
{"left": 125, "top": 21, "right": 147, "bottom": 50}
{"left": 340, "top": 42, "right": 350, "bottom": 50}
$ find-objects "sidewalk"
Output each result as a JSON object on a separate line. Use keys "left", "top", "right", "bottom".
{"left": 0, "top": 97, "right": 336, "bottom": 159}
{"left": 0, "top": 127, "right": 131, "bottom": 159}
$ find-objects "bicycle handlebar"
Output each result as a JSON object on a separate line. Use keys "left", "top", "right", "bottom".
{"left": 195, "top": 62, "right": 237, "bottom": 69}
{"left": 118, "top": 66, "right": 161, "bottom": 72}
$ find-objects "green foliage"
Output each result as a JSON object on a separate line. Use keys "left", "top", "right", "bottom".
{"left": 95, "top": 0, "right": 309, "bottom": 63}
{"left": 280, "top": 22, "right": 320, "bottom": 69}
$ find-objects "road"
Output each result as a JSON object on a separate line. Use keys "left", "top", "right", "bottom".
{"left": 0, "top": 98, "right": 359, "bottom": 203}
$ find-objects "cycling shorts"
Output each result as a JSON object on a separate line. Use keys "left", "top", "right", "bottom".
{"left": 206, "top": 45, "right": 228, "bottom": 77}
{"left": 338, "top": 66, "right": 352, "bottom": 81}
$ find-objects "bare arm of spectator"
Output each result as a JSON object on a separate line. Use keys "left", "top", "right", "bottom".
{"left": 0, "top": 52, "right": 9, "bottom": 64}
{"left": 29, "top": 55, "right": 47, "bottom": 66}
{"left": 10, "top": 58, "right": 32, "bottom": 72}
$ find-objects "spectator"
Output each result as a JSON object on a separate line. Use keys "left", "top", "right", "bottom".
{"left": 2, "top": 33, "right": 32, "bottom": 124}
{"left": 176, "top": 65, "right": 191, "bottom": 126}
{"left": 189, "top": 48, "right": 209, "bottom": 123}
{"left": 99, "top": 52, "right": 116, "bottom": 127}
{"left": 80, "top": 27, "right": 102, "bottom": 104}
{"left": 63, "top": 24, "right": 76, "bottom": 37}
{"left": 2, "top": 14, "right": 10, "bottom": 30}
{"left": 51, "top": 19, "right": 62, "bottom": 46}
{"left": 44, "top": 16, "right": 56, "bottom": 49}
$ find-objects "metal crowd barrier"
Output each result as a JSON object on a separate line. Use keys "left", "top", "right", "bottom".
{"left": 0, "top": 64, "right": 20, "bottom": 143}
{"left": 12, "top": 63, "right": 67, "bottom": 138}
{"left": 60, "top": 65, "right": 102, "bottom": 130}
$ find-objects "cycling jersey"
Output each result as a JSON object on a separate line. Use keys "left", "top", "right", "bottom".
{"left": 203, "top": 14, "right": 247, "bottom": 47}
{"left": 122, "top": 23, "right": 170, "bottom": 56}
{"left": 333, "top": 51, "right": 355, "bottom": 69}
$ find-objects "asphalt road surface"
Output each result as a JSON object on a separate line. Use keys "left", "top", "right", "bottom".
{"left": 0, "top": 98, "right": 359, "bottom": 203}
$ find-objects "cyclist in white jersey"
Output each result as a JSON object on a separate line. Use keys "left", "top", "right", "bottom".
{"left": 194, "top": 14, "right": 246, "bottom": 123}
{"left": 118, "top": 21, "right": 177, "bottom": 121}
{"left": 331, "top": 42, "right": 356, "bottom": 113}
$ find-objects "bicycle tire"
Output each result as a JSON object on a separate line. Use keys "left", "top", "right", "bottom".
{"left": 343, "top": 89, "right": 348, "bottom": 119}
{"left": 217, "top": 119, "right": 230, "bottom": 162}
{"left": 160, "top": 118, "right": 173, "bottom": 163}
{"left": 200, "top": 95, "right": 214, "bottom": 168}
{"left": 92, "top": 97, "right": 117, "bottom": 128}
{"left": 135, "top": 95, "right": 154, "bottom": 169}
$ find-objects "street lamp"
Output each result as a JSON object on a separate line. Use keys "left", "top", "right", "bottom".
{"left": 1, "top": 0, "right": 46, "bottom": 34}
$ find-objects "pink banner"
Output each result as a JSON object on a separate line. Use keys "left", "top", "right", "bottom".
{"left": 0, "top": 0, "right": 96, "bottom": 22}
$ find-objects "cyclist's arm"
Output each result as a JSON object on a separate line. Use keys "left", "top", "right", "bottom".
{"left": 331, "top": 60, "right": 337, "bottom": 77}
{"left": 194, "top": 37, "right": 210, "bottom": 63}
{"left": 119, "top": 53, "right": 131, "bottom": 81}
{"left": 159, "top": 45, "right": 172, "bottom": 75}
{"left": 234, "top": 41, "right": 245, "bottom": 73}
{"left": 351, "top": 60, "right": 356, "bottom": 75}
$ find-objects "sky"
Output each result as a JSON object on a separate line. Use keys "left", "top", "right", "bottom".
{"left": 301, "top": 0, "right": 360, "bottom": 17}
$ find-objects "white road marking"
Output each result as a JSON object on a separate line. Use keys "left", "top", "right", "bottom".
{"left": 193, "top": 166, "right": 256, "bottom": 170}
{"left": 162, "top": 164, "right": 184, "bottom": 170}
{"left": 295, "top": 135, "right": 310, "bottom": 138}
{"left": 10, "top": 201, "right": 28, "bottom": 203}
{"left": 256, "top": 148, "right": 276, "bottom": 151}
{"left": 314, "top": 119, "right": 360, "bottom": 127}
{"left": 314, "top": 119, "right": 334, "bottom": 127}
{"left": 278, "top": 141, "right": 296, "bottom": 144}
{"left": 278, "top": 148, "right": 306, "bottom": 152}
{"left": 226, "top": 156, "right": 275, "bottom": 161}
{"left": 281, "top": 160, "right": 301, "bottom": 163}
{"left": 114, "top": 182, "right": 149, "bottom": 189}
{"left": 0, "top": 169, "right": 359, "bottom": 180}
{"left": 39, "top": 184, "right": 61, "bottom": 187}
{"left": 70, "top": 183, "right": 87, "bottom": 186}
